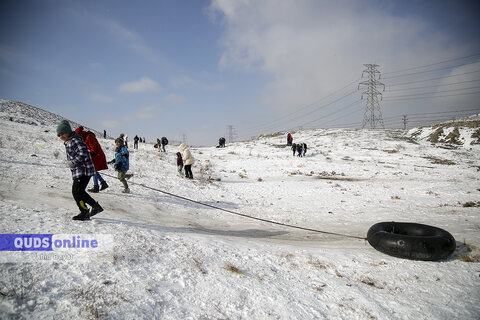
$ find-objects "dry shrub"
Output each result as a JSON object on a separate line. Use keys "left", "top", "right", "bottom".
{"left": 225, "top": 263, "right": 245, "bottom": 275}
{"left": 457, "top": 243, "right": 480, "bottom": 262}
{"left": 462, "top": 201, "right": 480, "bottom": 207}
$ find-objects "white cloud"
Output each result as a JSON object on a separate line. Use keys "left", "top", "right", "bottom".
{"left": 103, "top": 18, "right": 161, "bottom": 64}
{"left": 118, "top": 77, "right": 162, "bottom": 94}
{"left": 209, "top": 0, "right": 470, "bottom": 113}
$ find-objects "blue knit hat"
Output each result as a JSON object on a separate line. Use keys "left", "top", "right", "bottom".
{"left": 56, "top": 120, "right": 72, "bottom": 136}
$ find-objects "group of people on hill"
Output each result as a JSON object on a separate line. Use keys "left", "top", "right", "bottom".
{"left": 133, "top": 135, "right": 146, "bottom": 149}
{"left": 292, "top": 143, "right": 308, "bottom": 157}
{"left": 57, "top": 120, "right": 196, "bottom": 221}
{"left": 156, "top": 137, "right": 169, "bottom": 152}
{"left": 57, "top": 120, "right": 307, "bottom": 221}
{"left": 287, "top": 132, "right": 308, "bottom": 157}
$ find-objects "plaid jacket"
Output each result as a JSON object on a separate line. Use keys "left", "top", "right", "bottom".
{"left": 64, "top": 133, "right": 95, "bottom": 179}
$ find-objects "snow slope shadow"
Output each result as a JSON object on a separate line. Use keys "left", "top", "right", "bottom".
{"left": 94, "top": 217, "right": 289, "bottom": 239}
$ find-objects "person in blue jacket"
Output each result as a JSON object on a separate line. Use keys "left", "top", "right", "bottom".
{"left": 109, "top": 138, "right": 130, "bottom": 193}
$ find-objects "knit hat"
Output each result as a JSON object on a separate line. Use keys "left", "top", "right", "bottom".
{"left": 115, "top": 138, "right": 124, "bottom": 145}
{"left": 56, "top": 120, "right": 72, "bottom": 136}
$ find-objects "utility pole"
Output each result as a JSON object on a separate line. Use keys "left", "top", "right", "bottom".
{"left": 358, "top": 64, "right": 385, "bottom": 129}
{"left": 226, "top": 125, "right": 237, "bottom": 143}
{"left": 182, "top": 134, "right": 187, "bottom": 146}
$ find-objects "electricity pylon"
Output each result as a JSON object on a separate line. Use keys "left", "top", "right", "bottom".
{"left": 226, "top": 125, "right": 237, "bottom": 143}
{"left": 358, "top": 64, "right": 385, "bottom": 129}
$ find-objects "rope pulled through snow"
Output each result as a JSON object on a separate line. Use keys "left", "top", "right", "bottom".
{"left": 103, "top": 172, "right": 366, "bottom": 240}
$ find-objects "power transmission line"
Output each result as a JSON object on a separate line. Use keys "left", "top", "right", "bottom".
{"left": 240, "top": 77, "right": 360, "bottom": 135}
{"left": 384, "top": 85, "right": 480, "bottom": 99}
{"left": 383, "top": 90, "right": 480, "bottom": 101}
{"left": 387, "top": 79, "right": 480, "bottom": 92}
{"left": 385, "top": 70, "right": 480, "bottom": 87}
{"left": 382, "top": 53, "right": 480, "bottom": 75}
{"left": 359, "top": 64, "right": 385, "bottom": 129}
{"left": 299, "top": 99, "right": 362, "bottom": 128}
{"left": 381, "top": 60, "right": 480, "bottom": 80}
{"left": 238, "top": 53, "right": 480, "bottom": 138}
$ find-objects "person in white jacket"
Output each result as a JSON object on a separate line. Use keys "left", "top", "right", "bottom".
{"left": 179, "top": 143, "right": 194, "bottom": 179}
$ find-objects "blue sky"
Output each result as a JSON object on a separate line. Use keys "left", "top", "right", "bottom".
{"left": 1, "top": 0, "right": 479, "bottom": 145}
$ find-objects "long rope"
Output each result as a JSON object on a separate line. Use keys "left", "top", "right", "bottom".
{"left": 103, "top": 172, "right": 366, "bottom": 240}
{"left": 0, "top": 158, "right": 366, "bottom": 240}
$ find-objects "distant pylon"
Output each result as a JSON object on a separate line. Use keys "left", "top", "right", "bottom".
{"left": 358, "top": 64, "right": 385, "bottom": 129}
{"left": 226, "top": 125, "right": 237, "bottom": 143}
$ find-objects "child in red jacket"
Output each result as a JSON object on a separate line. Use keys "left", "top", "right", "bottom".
{"left": 75, "top": 127, "right": 109, "bottom": 193}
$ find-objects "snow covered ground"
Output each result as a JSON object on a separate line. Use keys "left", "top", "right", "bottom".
{"left": 0, "top": 101, "right": 479, "bottom": 319}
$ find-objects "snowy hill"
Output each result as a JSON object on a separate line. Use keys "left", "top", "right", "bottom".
{"left": 0, "top": 101, "right": 479, "bottom": 319}
{"left": 406, "top": 114, "right": 480, "bottom": 149}
{"left": 0, "top": 99, "right": 104, "bottom": 138}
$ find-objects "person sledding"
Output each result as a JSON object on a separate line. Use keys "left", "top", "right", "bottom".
{"left": 75, "top": 126, "right": 109, "bottom": 193}
{"left": 108, "top": 138, "right": 130, "bottom": 193}
{"left": 57, "top": 120, "right": 103, "bottom": 221}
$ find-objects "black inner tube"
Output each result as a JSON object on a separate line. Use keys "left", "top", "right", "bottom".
{"left": 367, "top": 222, "right": 456, "bottom": 261}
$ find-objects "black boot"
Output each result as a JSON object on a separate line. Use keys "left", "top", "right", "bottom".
{"left": 100, "top": 181, "right": 109, "bottom": 191}
{"left": 88, "top": 185, "right": 100, "bottom": 193}
{"left": 73, "top": 208, "right": 90, "bottom": 221}
{"left": 90, "top": 202, "right": 104, "bottom": 217}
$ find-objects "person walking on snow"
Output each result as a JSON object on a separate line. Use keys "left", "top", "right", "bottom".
{"left": 287, "top": 132, "right": 293, "bottom": 146}
{"left": 179, "top": 143, "right": 194, "bottom": 179}
{"left": 57, "top": 120, "right": 103, "bottom": 221}
{"left": 176, "top": 152, "right": 184, "bottom": 175}
{"left": 302, "top": 143, "right": 307, "bottom": 157}
{"left": 161, "top": 136, "right": 168, "bottom": 152}
{"left": 75, "top": 127, "right": 109, "bottom": 193}
{"left": 109, "top": 138, "right": 130, "bottom": 193}
{"left": 134, "top": 135, "right": 139, "bottom": 149}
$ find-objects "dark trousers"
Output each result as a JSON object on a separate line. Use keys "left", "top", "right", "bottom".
{"left": 72, "top": 176, "right": 96, "bottom": 212}
{"left": 184, "top": 165, "right": 193, "bottom": 179}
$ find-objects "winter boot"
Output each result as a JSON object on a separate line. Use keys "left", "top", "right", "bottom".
{"left": 72, "top": 208, "right": 90, "bottom": 221}
{"left": 88, "top": 185, "right": 100, "bottom": 193}
{"left": 90, "top": 202, "right": 104, "bottom": 217}
{"left": 122, "top": 188, "right": 130, "bottom": 194}
{"left": 100, "top": 181, "right": 109, "bottom": 191}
